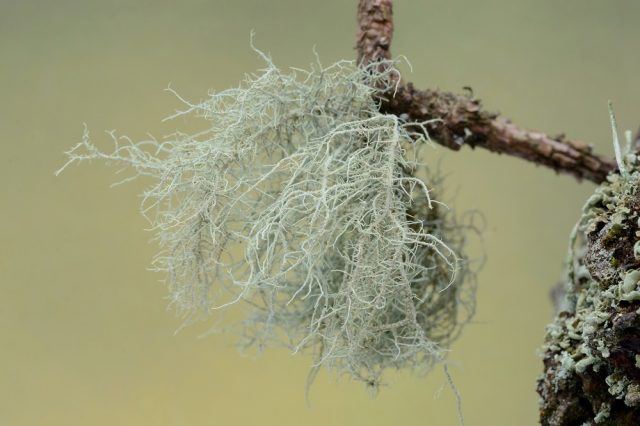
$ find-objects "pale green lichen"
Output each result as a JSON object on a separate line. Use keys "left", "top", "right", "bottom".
{"left": 594, "top": 402, "right": 611, "bottom": 423}
{"left": 606, "top": 373, "right": 630, "bottom": 399}
{"left": 633, "top": 240, "right": 640, "bottom": 260}
{"left": 539, "top": 106, "right": 640, "bottom": 421}
{"left": 621, "top": 270, "right": 640, "bottom": 293}
{"left": 57, "top": 48, "right": 476, "bottom": 389}
{"left": 554, "top": 168, "right": 640, "bottom": 374}
{"left": 626, "top": 383, "right": 640, "bottom": 407}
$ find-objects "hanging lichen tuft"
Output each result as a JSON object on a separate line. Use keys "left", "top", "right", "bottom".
{"left": 57, "top": 48, "right": 476, "bottom": 390}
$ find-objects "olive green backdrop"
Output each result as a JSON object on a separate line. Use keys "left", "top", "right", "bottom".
{"left": 2, "top": 1, "right": 639, "bottom": 425}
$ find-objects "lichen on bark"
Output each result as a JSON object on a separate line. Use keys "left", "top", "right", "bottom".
{"left": 538, "top": 145, "right": 640, "bottom": 425}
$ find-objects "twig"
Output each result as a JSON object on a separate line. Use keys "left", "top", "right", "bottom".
{"left": 356, "top": 0, "right": 393, "bottom": 66}
{"left": 356, "top": 0, "right": 617, "bottom": 183}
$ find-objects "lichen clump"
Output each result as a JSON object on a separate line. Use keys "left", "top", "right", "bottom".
{"left": 538, "top": 127, "right": 640, "bottom": 424}
{"left": 57, "top": 51, "right": 475, "bottom": 388}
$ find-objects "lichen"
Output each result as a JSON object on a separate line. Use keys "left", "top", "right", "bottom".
{"left": 625, "top": 383, "right": 640, "bottom": 407}
{"left": 538, "top": 110, "right": 640, "bottom": 424}
{"left": 594, "top": 402, "right": 611, "bottom": 424}
{"left": 57, "top": 48, "right": 477, "bottom": 389}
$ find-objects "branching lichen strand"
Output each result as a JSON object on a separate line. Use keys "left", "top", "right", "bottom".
{"left": 57, "top": 54, "right": 476, "bottom": 388}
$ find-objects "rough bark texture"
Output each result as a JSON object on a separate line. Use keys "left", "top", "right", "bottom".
{"left": 356, "top": 0, "right": 393, "bottom": 66}
{"left": 539, "top": 307, "right": 640, "bottom": 425}
{"left": 538, "top": 172, "right": 640, "bottom": 425}
{"left": 356, "top": 0, "right": 617, "bottom": 184}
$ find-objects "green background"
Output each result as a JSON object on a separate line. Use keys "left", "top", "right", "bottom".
{"left": 2, "top": 1, "right": 639, "bottom": 425}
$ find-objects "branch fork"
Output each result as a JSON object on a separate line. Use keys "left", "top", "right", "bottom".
{"left": 356, "top": 0, "right": 617, "bottom": 183}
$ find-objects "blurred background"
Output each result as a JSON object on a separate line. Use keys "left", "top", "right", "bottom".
{"left": 2, "top": 1, "right": 639, "bottom": 424}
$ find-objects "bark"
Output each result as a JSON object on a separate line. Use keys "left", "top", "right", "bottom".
{"left": 356, "top": 0, "right": 617, "bottom": 184}
{"left": 356, "top": 0, "right": 393, "bottom": 66}
{"left": 537, "top": 178, "right": 640, "bottom": 425}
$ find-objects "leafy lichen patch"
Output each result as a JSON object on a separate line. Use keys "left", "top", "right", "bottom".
{"left": 538, "top": 124, "right": 640, "bottom": 424}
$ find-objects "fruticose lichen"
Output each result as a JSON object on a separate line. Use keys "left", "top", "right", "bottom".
{"left": 538, "top": 112, "right": 640, "bottom": 424}
{"left": 57, "top": 49, "right": 476, "bottom": 389}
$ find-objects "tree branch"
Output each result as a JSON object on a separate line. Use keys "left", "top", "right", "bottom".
{"left": 356, "top": 0, "right": 617, "bottom": 184}
{"left": 356, "top": 0, "right": 393, "bottom": 66}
